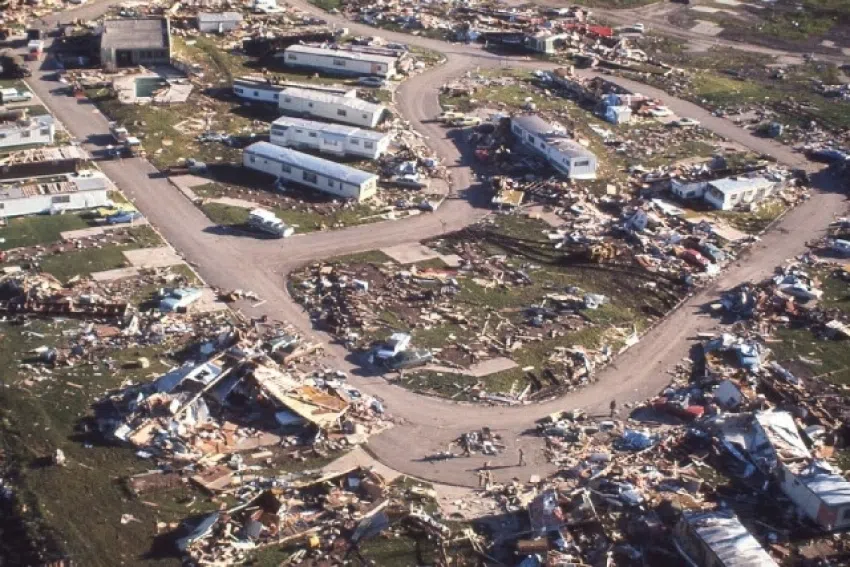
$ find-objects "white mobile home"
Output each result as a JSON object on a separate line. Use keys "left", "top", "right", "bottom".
{"left": 270, "top": 116, "right": 391, "bottom": 160}
{"left": 0, "top": 115, "right": 55, "bottom": 150}
{"left": 244, "top": 142, "right": 377, "bottom": 202}
{"left": 0, "top": 171, "right": 110, "bottom": 218}
{"left": 282, "top": 44, "right": 397, "bottom": 78}
{"left": 511, "top": 115, "right": 597, "bottom": 180}
{"left": 232, "top": 77, "right": 355, "bottom": 104}
{"left": 779, "top": 461, "right": 850, "bottom": 531}
{"left": 278, "top": 87, "right": 386, "bottom": 129}
{"left": 703, "top": 176, "right": 778, "bottom": 211}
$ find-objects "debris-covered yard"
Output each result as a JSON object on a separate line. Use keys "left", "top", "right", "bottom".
{"left": 291, "top": 212, "right": 688, "bottom": 402}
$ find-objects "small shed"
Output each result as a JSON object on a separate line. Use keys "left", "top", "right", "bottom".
{"left": 197, "top": 12, "right": 243, "bottom": 34}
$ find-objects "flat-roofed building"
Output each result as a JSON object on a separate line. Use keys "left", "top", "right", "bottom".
{"left": 100, "top": 18, "right": 171, "bottom": 71}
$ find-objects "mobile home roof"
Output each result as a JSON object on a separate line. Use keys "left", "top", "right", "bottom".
{"left": 245, "top": 141, "right": 377, "bottom": 186}
{"left": 271, "top": 116, "right": 388, "bottom": 142}
{"left": 683, "top": 510, "right": 778, "bottom": 567}
{"left": 280, "top": 87, "right": 385, "bottom": 114}
{"left": 285, "top": 44, "right": 397, "bottom": 66}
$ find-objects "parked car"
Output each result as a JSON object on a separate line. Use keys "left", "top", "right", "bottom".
{"left": 384, "top": 349, "right": 433, "bottom": 370}
{"left": 106, "top": 211, "right": 143, "bottom": 224}
{"left": 673, "top": 117, "right": 700, "bottom": 128}
{"left": 357, "top": 76, "right": 386, "bottom": 88}
{"left": 438, "top": 110, "right": 465, "bottom": 123}
{"left": 159, "top": 287, "right": 202, "bottom": 312}
{"left": 96, "top": 204, "right": 136, "bottom": 218}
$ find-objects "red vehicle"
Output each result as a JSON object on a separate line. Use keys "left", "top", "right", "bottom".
{"left": 681, "top": 249, "right": 710, "bottom": 270}
{"left": 652, "top": 396, "right": 705, "bottom": 421}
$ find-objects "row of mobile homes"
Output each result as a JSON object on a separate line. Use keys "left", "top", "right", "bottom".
{"left": 243, "top": 142, "right": 377, "bottom": 202}
{"left": 278, "top": 87, "right": 385, "bottom": 129}
{"left": 511, "top": 114, "right": 597, "bottom": 180}
{"left": 282, "top": 44, "right": 396, "bottom": 78}
{"left": 269, "top": 116, "right": 391, "bottom": 160}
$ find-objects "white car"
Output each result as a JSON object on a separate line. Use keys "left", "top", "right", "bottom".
{"left": 674, "top": 117, "right": 701, "bottom": 128}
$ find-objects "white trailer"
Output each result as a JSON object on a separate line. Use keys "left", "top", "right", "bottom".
{"left": 269, "top": 116, "right": 391, "bottom": 160}
{"left": 282, "top": 44, "right": 397, "bottom": 78}
{"left": 248, "top": 208, "right": 294, "bottom": 238}
{"left": 232, "top": 77, "right": 355, "bottom": 104}
{"left": 0, "top": 171, "right": 110, "bottom": 218}
{"left": 243, "top": 141, "right": 377, "bottom": 202}
{"left": 278, "top": 87, "right": 385, "bottom": 129}
{"left": 0, "top": 115, "right": 54, "bottom": 151}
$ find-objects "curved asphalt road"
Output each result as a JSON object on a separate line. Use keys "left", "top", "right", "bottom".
{"left": 28, "top": 1, "right": 845, "bottom": 486}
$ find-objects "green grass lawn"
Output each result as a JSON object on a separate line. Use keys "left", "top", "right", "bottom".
{"left": 0, "top": 214, "right": 89, "bottom": 251}
{"left": 0, "top": 320, "right": 197, "bottom": 566}
{"left": 308, "top": 0, "right": 341, "bottom": 11}
{"left": 202, "top": 200, "right": 383, "bottom": 234}
{"left": 770, "top": 327, "right": 850, "bottom": 385}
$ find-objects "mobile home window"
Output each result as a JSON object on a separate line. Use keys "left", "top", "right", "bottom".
{"left": 284, "top": 97, "right": 291, "bottom": 103}
{"left": 337, "top": 109, "right": 347, "bottom": 117}
{"left": 574, "top": 159, "right": 590, "bottom": 167}
{"left": 364, "top": 141, "right": 374, "bottom": 149}
{"left": 249, "top": 156, "right": 256, "bottom": 163}
{"left": 52, "top": 195, "right": 70, "bottom": 204}
{"left": 350, "top": 139, "right": 359, "bottom": 145}
{"left": 308, "top": 102, "right": 313, "bottom": 108}
{"left": 273, "top": 94, "right": 279, "bottom": 100}
{"left": 327, "top": 179, "right": 334, "bottom": 187}
{"left": 281, "top": 164, "right": 291, "bottom": 173}
{"left": 287, "top": 53, "right": 297, "bottom": 60}
{"left": 303, "top": 171, "right": 317, "bottom": 183}
{"left": 308, "top": 132, "right": 317, "bottom": 138}
{"left": 235, "top": 87, "right": 244, "bottom": 94}
{"left": 254, "top": 91, "right": 259, "bottom": 97}
{"left": 40, "top": 128, "right": 50, "bottom": 136}
{"left": 21, "top": 130, "right": 31, "bottom": 138}
{"left": 333, "top": 58, "right": 346, "bottom": 67}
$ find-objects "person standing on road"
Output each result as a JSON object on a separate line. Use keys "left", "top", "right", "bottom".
{"left": 518, "top": 448, "right": 526, "bottom": 467}
{"left": 610, "top": 399, "right": 617, "bottom": 419}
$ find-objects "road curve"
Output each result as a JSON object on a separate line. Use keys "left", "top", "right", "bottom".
{"left": 28, "top": 1, "right": 845, "bottom": 487}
